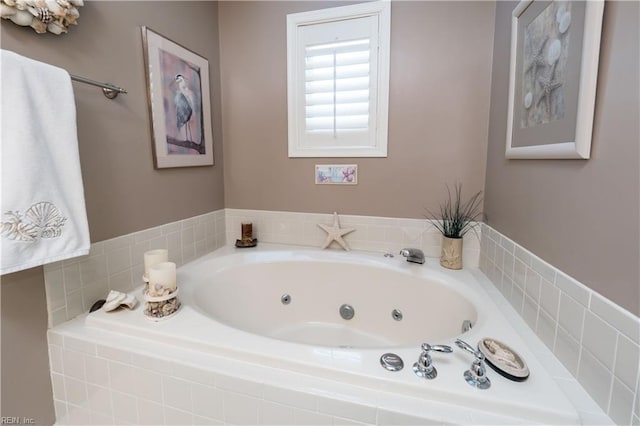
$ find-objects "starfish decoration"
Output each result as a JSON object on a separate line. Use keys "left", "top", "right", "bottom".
{"left": 525, "top": 36, "right": 549, "bottom": 75}
{"left": 536, "top": 63, "right": 563, "bottom": 115}
{"left": 317, "top": 212, "right": 355, "bottom": 251}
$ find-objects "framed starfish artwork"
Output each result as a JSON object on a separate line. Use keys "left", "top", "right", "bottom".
{"left": 505, "top": 1, "right": 604, "bottom": 159}
{"left": 315, "top": 164, "right": 358, "bottom": 185}
{"left": 142, "top": 27, "right": 214, "bottom": 168}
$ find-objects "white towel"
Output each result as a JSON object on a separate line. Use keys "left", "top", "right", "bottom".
{"left": 0, "top": 50, "right": 90, "bottom": 274}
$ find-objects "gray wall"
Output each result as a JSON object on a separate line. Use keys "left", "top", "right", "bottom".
{"left": 219, "top": 1, "right": 496, "bottom": 218}
{"left": 0, "top": 270, "right": 53, "bottom": 425}
{"left": 1, "top": 2, "right": 225, "bottom": 243}
{"left": 0, "top": 2, "right": 223, "bottom": 422}
{"left": 484, "top": 1, "right": 640, "bottom": 315}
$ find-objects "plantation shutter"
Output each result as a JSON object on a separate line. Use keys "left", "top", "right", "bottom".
{"left": 304, "top": 38, "right": 371, "bottom": 137}
{"left": 293, "top": 15, "right": 381, "bottom": 154}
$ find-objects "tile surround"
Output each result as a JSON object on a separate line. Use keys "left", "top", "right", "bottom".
{"left": 42, "top": 209, "right": 640, "bottom": 425}
{"left": 48, "top": 330, "right": 464, "bottom": 426}
{"left": 44, "top": 208, "right": 479, "bottom": 327}
{"left": 480, "top": 223, "right": 640, "bottom": 425}
{"left": 224, "top": 208, "right": 480, "bottom": 266}
{"left": 43, "top": 210, "right": 226, "bottom": 327}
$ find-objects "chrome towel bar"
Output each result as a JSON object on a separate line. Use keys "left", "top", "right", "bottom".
{"left": 70, "top": 74, "right": 127, "bottom": 99}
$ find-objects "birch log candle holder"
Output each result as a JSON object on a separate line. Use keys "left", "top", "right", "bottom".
{"left": 243, "top": 222, "right": 255, "bottom": 241}
{"left": 144, "top": 261, "right": 180, "bottom": 321}
{"left": 235, "top": 222, "right": 257, "bottom": 248}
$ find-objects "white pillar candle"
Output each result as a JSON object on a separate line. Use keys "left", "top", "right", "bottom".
{"left": 148, "top": 262, "right": 177, "bottom": 296}
{"left": 144, "top": 249, "right": 168, "bottom": 278}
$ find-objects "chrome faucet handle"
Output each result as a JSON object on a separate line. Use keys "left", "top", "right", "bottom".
{"left": 412, "top": 343, "right": 453, "bottom": 379}
{"left": 455, "top": 339, "right": 491, "bottom": 389}
{"left": 455, "top": 339, "right": 479, "bottom": 356}
{"left": 399, "top": 248, "right": 425, "bottom": 264}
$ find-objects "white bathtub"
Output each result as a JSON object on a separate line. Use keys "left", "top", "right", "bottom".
{"left": 186, "top": 251, "right": 478, "bottom": 348}
{"left": 76, "top": 244, "right": 580, "bottom": 424}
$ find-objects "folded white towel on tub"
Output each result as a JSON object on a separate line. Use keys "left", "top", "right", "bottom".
{"left": 0, "top": 49, "right": 90, "bottom": 274}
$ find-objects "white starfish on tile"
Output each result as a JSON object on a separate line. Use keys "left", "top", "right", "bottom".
{"left": 318, "top": 212, "right": 355, "bottom": 251}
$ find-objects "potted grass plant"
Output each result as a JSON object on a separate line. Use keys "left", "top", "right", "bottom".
{"left": 427, "top": 183, "right": 483, "bottom": 270}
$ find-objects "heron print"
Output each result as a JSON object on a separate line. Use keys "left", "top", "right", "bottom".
{"left": 159, "top": 49, "right": 206, "bottom": 155}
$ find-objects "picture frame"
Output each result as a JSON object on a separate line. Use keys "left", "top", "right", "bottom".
{"left": 505, "top": 0, "right": 604, "bottom": 159}
{"left": 142, "top": 27, "right": 214, "bottom": 168}
{"left": 315, "top": 164, "right": 358, "bottom": 185}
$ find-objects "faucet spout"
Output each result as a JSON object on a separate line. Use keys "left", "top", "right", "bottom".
{"left": 399, "top": 248, "right": 425, "bottom": 264}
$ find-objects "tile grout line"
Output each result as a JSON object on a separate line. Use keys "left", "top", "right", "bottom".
{"left": 606, "top": 332, "right": 620, "bottom": 414}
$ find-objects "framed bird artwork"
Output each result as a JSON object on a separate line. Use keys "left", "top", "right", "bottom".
{"left": 142, "top": 27, "right": 214, "bottom": 168}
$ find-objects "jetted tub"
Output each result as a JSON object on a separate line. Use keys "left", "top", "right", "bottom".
{"left": 187, "top": 254, "right": 478, "bottom": 348}
{"left": 82, "top": 244, "right": 581, "bottom": 424}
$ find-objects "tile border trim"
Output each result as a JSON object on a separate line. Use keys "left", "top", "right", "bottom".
{"left": 479, "top": 223, "right": 639, "bottom": 425}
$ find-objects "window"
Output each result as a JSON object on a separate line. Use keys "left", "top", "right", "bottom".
{"left": 287, "top": 1, "right": 391, "bottom": 157}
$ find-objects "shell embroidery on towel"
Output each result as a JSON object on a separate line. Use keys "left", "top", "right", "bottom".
{"left": 0, "top": 201, "right": 67, "bottom": 242}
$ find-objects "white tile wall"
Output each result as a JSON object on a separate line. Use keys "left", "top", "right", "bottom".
{"left": 46, "top": 210, "right": 635, "bottom": 425}
{"left": 55, "top": 322, "right": 566, "bottom": 426}
{"left": 479, "top": 224, "right": 640, "bottom": 426}
{"left": 43, "top": 210, "right": 226, "bottom": 327}
{"left": 44, "top": 210, "right": 637, "bottom": 423}
{"left": 48, "top": 332, "right": 458, "bottom": 426}
{"left": 225, "top": 209, "right": 481, "bottom": 267}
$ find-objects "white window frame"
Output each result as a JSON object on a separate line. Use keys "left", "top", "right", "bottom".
{"left": 287, "top": 1, "right": 391, "bottom": 158}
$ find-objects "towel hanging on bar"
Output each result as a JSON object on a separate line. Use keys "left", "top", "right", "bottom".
{"left": 0, "top": 49, "right": 91, "bottom": 274}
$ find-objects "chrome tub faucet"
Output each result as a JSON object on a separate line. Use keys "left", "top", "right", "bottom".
{"left": 412, "top": 343, "right": 453, "bottom": 379}
{"left": 399, "top": 248, "right": 425, "bottom": 264}
{"left": 455, "top": 339, "right": 491, "bottom": 389}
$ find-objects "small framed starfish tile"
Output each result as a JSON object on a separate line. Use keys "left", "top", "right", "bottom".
{"left": 317, "top": 212, "right": 355, "bottom": 251}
